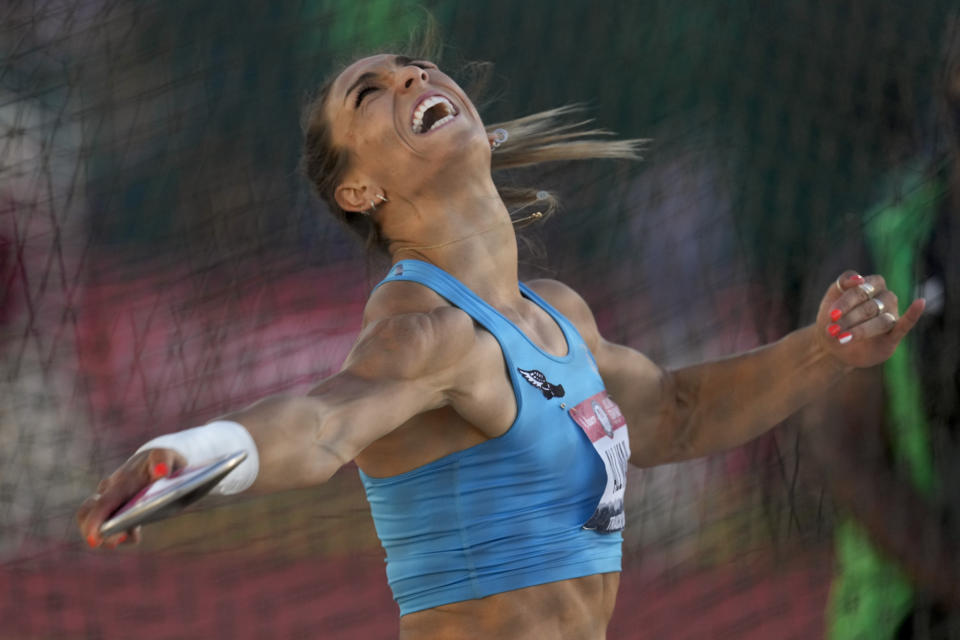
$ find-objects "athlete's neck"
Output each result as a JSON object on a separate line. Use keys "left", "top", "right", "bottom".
{"left": 384, "top": 180, "right": 520, "bottom": 306}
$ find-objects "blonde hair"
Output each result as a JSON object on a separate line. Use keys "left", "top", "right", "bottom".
{"left": 486, "top": 106, "right": 647, "bottom": 223}
{"left": 300, "top": 38, "right": 647, "bottom": 251}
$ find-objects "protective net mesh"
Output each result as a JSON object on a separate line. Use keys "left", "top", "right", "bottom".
{"left": 2, "top": 1, "right": 959, "bottom": 638}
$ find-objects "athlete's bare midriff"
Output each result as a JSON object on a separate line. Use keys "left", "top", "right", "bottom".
{"left": 398, "top": 572, "right": 621, "bottom": 640}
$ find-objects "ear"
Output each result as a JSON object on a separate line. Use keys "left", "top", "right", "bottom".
{"left": 334, "top": 178, "right": 374, "bottom": 213}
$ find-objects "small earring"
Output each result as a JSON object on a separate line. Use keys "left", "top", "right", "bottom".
{"left": 490, "top": 128, "right": 508, "bottom": 150}
{"left": 359, "top": 194, "right": 387, "bottom": 216}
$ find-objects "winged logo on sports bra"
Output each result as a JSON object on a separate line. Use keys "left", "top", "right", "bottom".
{"left": 517, "top": 368, "right": 565, "bottom": 399}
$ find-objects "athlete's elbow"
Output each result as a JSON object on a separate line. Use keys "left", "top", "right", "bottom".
{"left": 640, "top": 378, "right": 702, "bottom": 466}
{"left": 298, "top": 442, "right": 348, "bottom": 486}
{"left": 245, "top": 397, "right": 349, "bottom": 490}
{"left": 302, "top": 401, "right": 358, "bottom": 483}
{"left": 253, "top": 429, "right": 347, "bottom": 491}
{"left": 313, "top": 428, "right": 354, "bottom": 481}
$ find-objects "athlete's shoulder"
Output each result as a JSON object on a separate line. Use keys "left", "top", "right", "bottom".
{"left": 525, "top": 278, "right": 601, "bottom": 350}
{"left": 363, "top": 276, "right": 449, "bottom": 322}
{"left": 347, "top": 276, "right": 476, "bottom": 380}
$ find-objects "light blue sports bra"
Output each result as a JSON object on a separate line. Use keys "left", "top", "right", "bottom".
{"left": 358, "top": 260, "right": 629, "bottom": 616}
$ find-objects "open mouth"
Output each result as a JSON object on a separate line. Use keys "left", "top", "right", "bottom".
{"left": 411, "top": 95, "right": 458, "bottom": 134}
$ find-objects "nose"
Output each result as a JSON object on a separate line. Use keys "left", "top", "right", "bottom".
{"left": 397, "top": 65, "right": 428, "bottom": 91}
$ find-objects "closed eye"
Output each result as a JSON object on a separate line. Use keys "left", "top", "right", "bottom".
{"left": 355, "top": 85, "right": 377, "bottom": 107}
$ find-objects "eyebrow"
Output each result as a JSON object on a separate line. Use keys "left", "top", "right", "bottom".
{"left": 343, "top": 56, "right": 416, "bottom": 104}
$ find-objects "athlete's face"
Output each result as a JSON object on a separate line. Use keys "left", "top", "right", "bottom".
{"left": 325, "top": 54, "right": 490, "bottom": 212}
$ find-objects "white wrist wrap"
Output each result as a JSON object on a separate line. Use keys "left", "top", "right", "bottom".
{"left": 136, "top": 420, "right": 260, "bottom": 495}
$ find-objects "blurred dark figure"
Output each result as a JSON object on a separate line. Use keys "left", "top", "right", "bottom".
{"left": 896, "top": 18, "right": 960, "bottom": 639}
{"left": 806, "top": 17, "right": 960, "bottom": 640}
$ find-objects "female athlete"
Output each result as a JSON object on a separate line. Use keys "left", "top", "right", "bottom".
{"left": 77, "top": 54, "right": 925, "bottom": 640}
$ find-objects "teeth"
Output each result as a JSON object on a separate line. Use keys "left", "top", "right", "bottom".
{"left": 411, "top": 95, "right": 456, "bottom": 133}
{"left": 430, "top": 114, "right": 454, "bottom": 130}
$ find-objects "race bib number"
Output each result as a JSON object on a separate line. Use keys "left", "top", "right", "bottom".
{"left": 568, "top": 391, "right": 630, "bottom": 532}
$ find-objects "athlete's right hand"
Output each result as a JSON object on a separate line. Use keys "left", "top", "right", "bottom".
{"left": 76, "top": 447, "right": 187, "bottom": 550}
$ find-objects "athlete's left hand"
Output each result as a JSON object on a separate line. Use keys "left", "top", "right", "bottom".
{"left": 815, "top": 270, "right": 925, "bottom": 369}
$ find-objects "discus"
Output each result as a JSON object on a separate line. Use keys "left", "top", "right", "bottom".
{"left": 98, "top": 450, "right": 247, "bottom": 538}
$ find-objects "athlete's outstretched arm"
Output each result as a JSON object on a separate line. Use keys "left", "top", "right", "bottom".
{"left": 600, "top": 323, "right": 848, "bottom": 466}
{"left": 76, "top": 304, "right": 476, "bottom": 547}
{"left": 532, "top": 272, "right": 924, "bottom": 468}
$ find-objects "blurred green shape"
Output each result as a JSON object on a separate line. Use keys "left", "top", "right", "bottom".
{"left": 829, "top": 167, "right": 944, "bottom": 640}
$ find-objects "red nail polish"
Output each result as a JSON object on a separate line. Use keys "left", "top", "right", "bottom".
{"left": 830, "top": 309, "right": 842, "bottom": 322}
{"left": 152, "top": 462, "right": 169, "bottom": 479}
{"left": 828, "top": 323, "right": 841, "bottom": 336}
{"left": 118, "top": 534, "right": 128, "bottom": 544}
{"left": 87, "top": 534, "right": 99, "bottom": 548}
{"left": 849, "top": 275, "right": 865, "bottom": 284}
{"left": 837, "top": 331, "right": 853, "bottom": 345}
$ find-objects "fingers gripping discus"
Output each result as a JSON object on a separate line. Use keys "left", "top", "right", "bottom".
{"left": 99, "top": 451, "right": 247, "bottom": 538}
